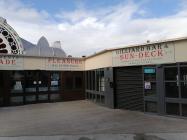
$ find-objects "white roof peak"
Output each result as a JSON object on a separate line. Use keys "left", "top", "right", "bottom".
{"left": 52, "top": 41, "right": 62, "bottom": 49}
{"left": 0, "top": 17, "right": 7, "bottom": 24}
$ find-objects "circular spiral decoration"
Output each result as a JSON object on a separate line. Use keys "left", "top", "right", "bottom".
{"left": 0, "top": 21, "right": 23, "bottom": 55}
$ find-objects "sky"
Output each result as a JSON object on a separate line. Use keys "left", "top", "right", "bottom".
{"left": 0, "top": 0, "right": 187, "bottom": 56}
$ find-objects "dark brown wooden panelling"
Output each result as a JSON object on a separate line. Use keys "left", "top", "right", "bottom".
{"left": 61, "top": 71, "right": 85, "bottom": 101}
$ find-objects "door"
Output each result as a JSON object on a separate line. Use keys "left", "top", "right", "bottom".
{"left": 25, "top": 71, "right": 38, "bottom": 104}
{"left": 37, "top": 71, "right": 50, "bottom": 102}
{"left": 164, "top": 65, "right": 180, "bottom": 116}
{"left": 143, "top": 66, "right": 158, "bottom": 113}
{"left": 114, "top": 66, "right": 144, "bottom": 111}
{"left": 25, "top": 71, "right": 50, "bottom": 104}
{"left": 164, "top": 64, "right": 187, "bottom": 117}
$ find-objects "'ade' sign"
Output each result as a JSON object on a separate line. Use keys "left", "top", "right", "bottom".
{"left": 112, "top": 42, "right": 175, "bottom": 66}
{"left": 0, "top": 55, "right": 23, "bottom": 70}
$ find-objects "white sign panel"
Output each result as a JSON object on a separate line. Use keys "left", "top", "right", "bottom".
{"left": 144, "top": 82, "right": 151, "bottom": 89}
{"left": 0, "top": 55, "right": 23, "bottom": 70}
{"left": 46, "top": 58, "right": 84, "bottom": 71}
{"left": 112, "top": 42, "right": 175, "bottom": 66}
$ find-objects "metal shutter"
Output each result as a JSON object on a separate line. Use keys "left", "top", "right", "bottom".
{"left": 115, "top": 66, "right": 144, "bottom": 111}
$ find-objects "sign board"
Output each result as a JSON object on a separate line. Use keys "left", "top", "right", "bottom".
{"left": 145, "top": 82, "right": 151, "bottom": 89}
{"left": 112, "top": 42, "right": 175, "bottom": 67}
{"left": 45, "top": 58, "right": 84, "bottom": 71}
{"left": 0, "top": 55, "right": 23, "bottom": 70}
{"left": 144, "top": 68, "right": 156, "bottom": 74}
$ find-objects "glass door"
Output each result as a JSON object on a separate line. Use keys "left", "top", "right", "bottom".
{"left": 143, "top": 66, "right": 158, "bottom": 113}
{"left": 25, "top": 71, "right": 38, "bottom": 104}
{"left": 164, "top": 64, "right": 187, "bottom": 117}
{"left": 164, "top": 65, "right": 180, "bottom": 116}
{"left": 25, "top": 71, "right": 50, "bottom": 104}
{"left": 37, "top": 71, "right": 49, "bottom": 102}
{"left": 49, "top": 72, "right": 62, "bottom": 101}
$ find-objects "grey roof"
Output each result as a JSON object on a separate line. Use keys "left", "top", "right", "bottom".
{"left": 52, "top": 41, "right": 66, "bottom": 57}
{"left": 21, "top": 37, "right": 66, "bottom": 57}
{"left": 37, "top": 36, "right": 53, "bottom": 57}
{"left": 53, "top": 47, "right": 66, "bottom": 57}
{"left": 21, "top": 38, "right": 39, "bottom": 56}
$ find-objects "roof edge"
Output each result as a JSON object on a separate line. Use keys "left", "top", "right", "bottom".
{"left": 85, "top": 36, "right": 187, "bottom": 59}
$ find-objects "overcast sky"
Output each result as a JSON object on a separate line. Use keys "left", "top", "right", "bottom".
{"left": 1, "top": 0, "right": 187, "bottom": 56}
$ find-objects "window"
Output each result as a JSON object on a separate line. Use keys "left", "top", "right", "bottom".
{"left": 96, "top": 71, "right": 100, "bottom": 91}
{"left": 100, "top": 70, "right": 105, "bottom": 92}
{"left": 180, "top": 67, "right": 187, "bottom": 81}
{"left": 144, "top": 67, "right": 157, "bottom": 98}
{"left": 181, "top": 82, "right": 187, "bottom": 98}
{"left": 88, "top": 71, "right": 91, "bottom": 90}
{"left": 165, "top": 82, "right": 179, "bottom": 98}
{"left": 144, "top": 73, "right": 156, "bottom": 81}
{"left": 86, "top": 69, "right": 105, "bottom": 91}
{"left": 50, "top": 72, "right": 61, "bottom": 91}
{"left": 92, "top": 71, "right": 95, "bottom": 90}
{"left": 165, "top": 67, "right": 179, "bottom": 98}
{"left": 10, "top": 96, "right": 23, "bottom": 105}
{"left": 144, "top": 68, "right": 156, "bottom": 81}
{"left": 38, "top": 94, "right": 48, "bottom": 101}
{"left": 86, "top": 71, "right": 92, "bottom": 90}
{"left": 165, "top": 67, "right": 178, "bottom": 81}
{"left": 166, "top": 103, "right": 180, "bottom": 115}
{"left": 85, "top": 69, "right": 105, "bottom": 104}
{"left": 86, "top": 72, "right": 89, "bottom": 89}
{"left": 50, "top": 94, "right": 61, "bottom": 101}
{"left": 10, "top": 71, "right": 24, "bottom": 93}
{"left": 96, "top": 69, "right": 105, "bottom": 92}
{"left": 180, "top": 67, "right": 187, "bottom": 98}
{"left": 25, "top": 95, "right": 36, "bottom": 102}
{"left": 144, "top": 82, "right": 156, "bottom": 97}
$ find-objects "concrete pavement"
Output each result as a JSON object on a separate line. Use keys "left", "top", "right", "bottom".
{"left": 0, "top": 100, "right": 187, "bottom": 139}
{"left": 0, "top": 133, "right": 187, "bottom": 140}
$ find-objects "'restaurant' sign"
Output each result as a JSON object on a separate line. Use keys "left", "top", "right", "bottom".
{"left": 0, "top": 55, "right": 23, "bottom": 70}
{"left": 46, "top": 57, "right": 84, "bottom": 71}
{"left": 112, "top": 42, "right": 175, "bottom": 66}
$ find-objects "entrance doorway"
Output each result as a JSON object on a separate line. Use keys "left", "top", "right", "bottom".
{"left": 10, "top": 70, "right": 62, "bottom": 105}
{"left": 143, "top": 63, "right": 187, "bottom": 117}
{"left": 164, "top": 63, "right": 187, "bottom": 117}
{"left": 24, "top": 71, "right": 49, "bottom": 104}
